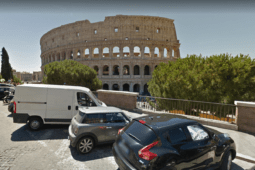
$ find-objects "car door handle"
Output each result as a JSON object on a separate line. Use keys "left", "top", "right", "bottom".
{"left": 106, "top": 127, "right": 112, "bottom": 129}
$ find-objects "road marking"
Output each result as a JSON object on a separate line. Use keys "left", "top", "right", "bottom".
{"left": 236, "top": 153, "right": 255, "bottom": 164}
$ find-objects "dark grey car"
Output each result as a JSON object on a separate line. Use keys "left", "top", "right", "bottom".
{"left": 68, "top": 107, "right": 130, "bottom": 154}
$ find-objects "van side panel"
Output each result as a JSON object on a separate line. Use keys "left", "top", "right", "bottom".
{"left": 15, "top": 86, "right": 47, "bottom": 119}
{"left": 46, "top": 89, "right": 74, "bottom": 122}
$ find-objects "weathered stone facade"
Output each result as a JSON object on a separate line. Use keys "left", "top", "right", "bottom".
{"left": 40, "top": 15, "right": 181, "bottom": 93}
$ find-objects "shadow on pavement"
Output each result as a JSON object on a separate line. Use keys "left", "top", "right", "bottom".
{"left": 11, "top": 124, "right": 69, "bottom": 141}
{"left": 70, "top": 143, "right": 114, "bottom": 161}
{"left": 231, "top": 162, "right": 246, "bottom": 170}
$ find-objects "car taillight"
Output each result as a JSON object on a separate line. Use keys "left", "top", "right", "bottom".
{"left": 138, "top": 141, "right": 158, "bottom": 161}
{"left": 118, "top": 127, "right": 125, "bottom": 135}
{"left": 139, "top": 120, "right": 146, "bottom": 124}
{"left": 13, "top": 101, "right": 16, "bottom": 113}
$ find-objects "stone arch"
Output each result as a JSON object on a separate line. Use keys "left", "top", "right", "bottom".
{"left": 85, "top": 48, "right": 89, "bottom": 58}
{"left": 113, "top": 46, "right": 120, "bottom": 57}
{"left": 77, "top": 50, "right": 81, "bottom": 58}
{"left": 103, "top": 83, "right": 109, "bottom": 90}
{"left": 112, "top": 84, "right": 119, "bottom": 91}
{"left": 103, "top": 65, "right": 109, "bottom": 75}
{"left": 154, "top": 47, "right": 160, "bottom": 57}
{"left": 112, "top": 65, "right": 119, "bottom": 75}
{"left": 123, "top": 65, "right": 130, "bottom": 75}
{"left": 103, "top": 47, "right": 109, "bottom": 58}
{"left": 134, "top": 46, "right": 141, "bottom": 57}
{"left": 123, "top": 83, "right": 130, "bottom": 91}
{"left": 134, "top": 65, "right": 140, "bottom": 75}
{"left": 70, "top": 51, "right": 73, "bottom": 59}
{"left": 123, "top": 46, "right": 130, "bottom": 57}
{"left": 93, "top": 48, "right": 99, "bottom": 58}
{"left": 144, "top": 65, "right": 150, "bottom": 75}
{"left": 93, "top": 65, "right": 99, "bottom": 75}
{"left": 133, "top": 84, "right": 140, "bottom": 92}
{"left": 144, "top": 46, "right": 150, "bottom": 57}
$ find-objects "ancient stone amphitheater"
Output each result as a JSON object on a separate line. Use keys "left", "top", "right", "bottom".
{"left": 40, "top": 15, "right": 180, "bottom": 94}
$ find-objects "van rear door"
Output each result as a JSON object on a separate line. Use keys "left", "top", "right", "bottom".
{"left": 45, "top": 89, "right": 74, "bottom": 123}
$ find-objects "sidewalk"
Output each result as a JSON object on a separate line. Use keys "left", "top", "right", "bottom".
{"left": 122, "top": 109, "right": 255, "bottom": 170}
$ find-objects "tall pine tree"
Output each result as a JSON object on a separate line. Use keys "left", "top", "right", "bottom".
{"left": 1, "top": 47, "right": 13, "bottom": 81}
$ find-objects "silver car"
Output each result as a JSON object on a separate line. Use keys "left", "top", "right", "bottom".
{"left": 68, "top": 107, "right": 130, "bottom": 154}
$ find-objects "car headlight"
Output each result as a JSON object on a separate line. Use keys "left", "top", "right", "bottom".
{"left": 223, "top": 133, "right": 230, "bottom": 138}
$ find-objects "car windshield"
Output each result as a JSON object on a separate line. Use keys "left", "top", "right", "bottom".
{"left": 89, "top": 91, "right": 102, "bottom": 105}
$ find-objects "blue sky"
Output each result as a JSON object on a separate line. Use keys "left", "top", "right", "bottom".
{"left": 0, "top": 0, "right": 254, "bottom": 73}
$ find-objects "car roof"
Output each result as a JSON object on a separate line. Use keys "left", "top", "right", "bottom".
{"left": 135, "top": 114, "right": 197, "bottom": 131}
{"left": 18, "top": 84, "right": 90, "bottom": 91}
{"left": 79, "top": 106, "right": 122, "bottom": 114}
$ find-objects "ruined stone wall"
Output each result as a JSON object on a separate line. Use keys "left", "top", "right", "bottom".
{"left": 40, "top": 15, "right": 181, "bottom": 93}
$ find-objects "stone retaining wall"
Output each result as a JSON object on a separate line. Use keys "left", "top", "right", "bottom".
{"left": 97, "top": 90, "right": 138, "bottom": 110}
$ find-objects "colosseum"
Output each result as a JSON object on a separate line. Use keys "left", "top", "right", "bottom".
{"left": 40, "top": 15, "right": 180, "bottom": 94}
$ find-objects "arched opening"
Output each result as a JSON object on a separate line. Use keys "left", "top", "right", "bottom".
{"left": 70, "top": 51, "right": 73, "bottom": 59}
{"left": 134, "top": 65, "right": 140, "bottom": 75}
{"left": 144, "top": 47, "right": 150, "bottom": 57}
{"left": 93, "top": 48, "right": 99, "bottom": 58}
{"left": 123, "top": 84, "right": 130, "bottom": 91}
{"left": 164, "top": 48, "right": 168, "bottom": 58}
{"left": 57, "top": 53, "right": 60, "bottom": 61}
{"left": 134, "top": 46, "right": 141, "bottom": 57}
{"left": 103, "top": 65, "right": 109, "bottom": 75}
{"left": 103, "top": 84, "right": 109, "bottom": 90}
{"left": 94, "top": 66, "right": 99, "bottom": 75}
{"left": 172, "top": 49, "right": 174, "bottom": 57}
{"left": 103, "top": 47, "right": 109, "bottom": 58}
{"left": 113, "top": 65, "right": 119, "bottom": 75}
{"left": 154, "top": 47, "right": 159, "bottom": 57}
{"left": 113, "top": 46, "right": 120, "bottom": 57}
{"left": 123, "top": 46, "right": 130, "bottom": 57}
{"left": 112, "top": 84, "right": 119, "bottom": 91}
{"left": 85, "top": 48, "right": 89, "bottom": 58}
{"left": 144, "top": 84, "right": 149, "bottom": 95}
{"left": 123, "top": 65, "right": 130, "bottom": 75}
{"left": 144, "top": 65, "right": 150, "bottom": 75}
{"left": 133, "top": 84, "right": 140, "bottom": 92}
{"left": 77, "top": 50, "right": 81, "bottom": 58}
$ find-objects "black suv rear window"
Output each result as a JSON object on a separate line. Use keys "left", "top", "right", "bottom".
{"left": 124, "top": 121, "right": 157, "bottom": 145}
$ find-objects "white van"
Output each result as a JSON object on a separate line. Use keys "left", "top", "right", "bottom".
{"left": 12, "top": 84, "right": 106, "bottom": 130}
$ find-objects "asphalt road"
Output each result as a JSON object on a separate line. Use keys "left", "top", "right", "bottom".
{"left": 0, "top": 103, "right": 254, "bottom": 170}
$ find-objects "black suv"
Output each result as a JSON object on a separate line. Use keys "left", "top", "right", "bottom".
{"left": 112, "top": 114, "right": 236, "bottom": 170}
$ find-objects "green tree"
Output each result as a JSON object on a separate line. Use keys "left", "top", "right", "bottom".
{"left": 147, "top": 54, "right": 255, "bottom": 113}
{"left": 43, "top": 60, "right": 102, "bottom": 91}
{"left": 12, "top": 75, "right": 22, "bottom": 84}
{"left": 1, "top": 47, "right": 13, "bottom": 81}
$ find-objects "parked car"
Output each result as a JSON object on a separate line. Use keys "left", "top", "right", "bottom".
{"left": 68, "top": 107, "right": 131, "bottom": 154}
{"left": 12, "top": 84, "right": 106, "bottom": 130}
{"left": 113, "top": 114, "right": 236, "bottom": 170}
{"left": 0, "top": 83, "right": 15, "bottom": 99}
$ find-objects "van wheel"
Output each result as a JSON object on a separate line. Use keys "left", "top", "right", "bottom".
{"left": 29, "top": 117, "right": 43, "bottom": 131}
{"left": 76, "top": 137, "right": 94, "bottom": 154}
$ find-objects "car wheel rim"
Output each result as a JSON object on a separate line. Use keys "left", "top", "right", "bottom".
{"left": 31, "top": 120, "right": 40, "bottom": 129}
{"left": 79, "top": 138, "right": 93, "bottom": 153}
{"left": 227, "top": 153, "right": 232, "bottom": 170}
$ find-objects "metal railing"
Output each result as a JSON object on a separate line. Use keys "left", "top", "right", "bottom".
{"left": 137, "top": 95, "right": 239, "bottom": 124}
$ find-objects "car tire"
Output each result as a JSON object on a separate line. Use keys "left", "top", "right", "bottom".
{"left": 76, "top": 137, "right": 94, "bottom": 154}
{"left": 29, "top": 117, "right": 43, "bottom": 131}
{"left": 219, "top": 151, "right": 232, "bottom": 170}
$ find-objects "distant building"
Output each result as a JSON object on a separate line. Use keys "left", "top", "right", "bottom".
{"left": 21, "top": 72, "right": 32, "bottom": 81}
{"left": 33, "top": 71, "right": 42, "bottom": 81}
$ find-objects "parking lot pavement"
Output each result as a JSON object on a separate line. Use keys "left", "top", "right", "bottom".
{"left": 1, "top": 102, "right": 254, "bottom": 170}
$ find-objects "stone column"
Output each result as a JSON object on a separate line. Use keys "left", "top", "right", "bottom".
{"left": 140, "top": 82, "right": 144, "bottom": 94}
{"left": 141, "top": 64, "right": 144, "bottom": 78}
{"left": 141, "top": 46, "right": 145, "bottom": 58}
{"left": 130, "top": 63, "right": 133, "bottom": 78}
{"left": 150, "top": 47, "right": 154, "bottom": 58}
{"left": 130, "top": 45, "right": 134, "bottom": 57}
{"left": 109, "top": 63, "right": 112, "bottom": 77}
{"left": 89, "top": 47, "right": 92, "bottom": 59}
{"left": 159, "top": 48, "right": 164, "bottom": 58}
{"left": 81, "top": 48, "right": 85, "bottom": 58}
{"left": 168, "top": 47, "right": 172, "bottom": 58}
{"left": 73, "top": 49, "right": 77, "bottom": 59}
{"left": 99, "top": 46, "right": 103, "bottom": 59}
{"left": 109, "top": 82, "right": 112, "bottom": 90}
{"left": 98, "top": 64, "right": 102, "bottom": 78}
{"left": 120, "top": 62, "right": 123, "bottom": 78}
{"left": 130, "top": 82, "right": 133, "bottom": 92}
{"left": 120, "top": 82, "right": 123, "bottom": 91}
{"left": 109, "top": 46, "right": 113, "bottom": 58}
{"left": 119, "top": 46, "right": 123, "bottom": 58}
